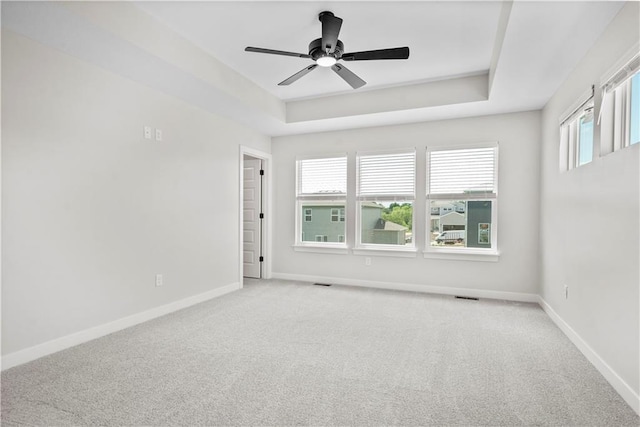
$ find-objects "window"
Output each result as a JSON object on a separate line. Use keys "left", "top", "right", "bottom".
{"left": 331, "top": 208, "right": 345, "bottom": 222}
{"left": 427, "top": 145, "right": 498, "bottom": 252}
{"left": 599, "top": 50, "right": 640, "bottom": 155}
{"left": 357, "top": 150, "right": 415, "bottom": 248}
{"left": 577, "top": 111, "right": 595, "bottom": 166}
{"left": 296, "top": 155, "right": 347, "bottom": 245}
{"left": 559, "top": 87, "right": 594, "bottom": 170}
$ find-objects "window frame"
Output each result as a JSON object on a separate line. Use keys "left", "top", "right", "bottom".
{"left": 600, "top": 69, "right": 640, "bottom": 154}
{"left": 294, "top": 154, "right": 348, "bottom": 251}
{"left": 330, "top": 208, "right": 345, "bottom": 223}
{"left": 598, "top": 44, "right": 640, "bottom": 156}
{"left": 355, "top": 148, "right": 417, "bottom": 253}
{"left": 559, "top": 87, "right": 595, "bottom": 171}
{"left": 576, "top": 106, "right": 595, "bottom": 167}
{"left": 424, "top": 142, "right": 499, "bottom": 259}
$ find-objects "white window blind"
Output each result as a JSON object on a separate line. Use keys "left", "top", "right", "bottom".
{"left": 599, "top": 49, "right": 640, "bottom": 153}
{"left": 357, "top": 151, "right": 415, "bottom": 197}
{"left": 428, "top": 147, "right": 496, "bottom": 195}
{"left": 297, "top": 156, "right": 347, "bottom": 196}
{"left": 559, "top": 125, "right": 570, "bottom": 171}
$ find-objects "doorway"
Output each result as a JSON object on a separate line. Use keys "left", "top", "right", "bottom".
{"left": 240, "top": 147, "right": 271, "bottom": 283}
{"left": 243, "top": 156, "right": 262, "bottom": 278}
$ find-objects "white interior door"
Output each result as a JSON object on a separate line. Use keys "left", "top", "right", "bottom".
{"left": 243, "top": 158, "right": 262, "bottom": 278}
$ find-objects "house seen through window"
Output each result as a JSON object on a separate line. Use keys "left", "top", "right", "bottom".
{"left": 300, "top": 204, "right": 346, "bottom": 243}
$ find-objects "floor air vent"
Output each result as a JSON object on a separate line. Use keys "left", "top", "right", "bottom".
{"left": 455, "top": 296, "right": 479, "bottom": 301}
{"left": 313, "top": 283, "right": 332, "bottom": 287}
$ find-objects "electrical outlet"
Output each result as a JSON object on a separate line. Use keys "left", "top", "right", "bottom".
{"left": 365, "top": 257, "right": 372, "bottom": 266}
{"left": 156, "top": 274, "right": 163, "bottom": 287}
{"left": 155, "top": 129, "right": 162, "bottom": 141}
{"left": 564, "top": 284, "right": 569, "bottom": 299}
{"left": 143, "top": 126, "right": 152, "bottom": 139}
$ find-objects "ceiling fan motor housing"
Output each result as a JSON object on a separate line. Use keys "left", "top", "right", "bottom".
{"left": 309, "top": 38, "right": 344, "bottom": 60}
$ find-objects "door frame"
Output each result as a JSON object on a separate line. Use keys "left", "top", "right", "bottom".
{"left": 239, "top": 146, "right": 272, "bottom": 288}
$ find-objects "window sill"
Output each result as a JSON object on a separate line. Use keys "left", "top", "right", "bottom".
{"left": 423, "top": 248, "right": 499, "bottom": 262}
{"left": 353, "top": 247, "right": 418, "bottom": 258}
{"left": 293, "top": 244, "right": 349, "bottom": 255}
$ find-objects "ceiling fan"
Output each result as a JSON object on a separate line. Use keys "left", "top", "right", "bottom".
{"left": 245, "top": 11, "right": 410, "bottom": 89}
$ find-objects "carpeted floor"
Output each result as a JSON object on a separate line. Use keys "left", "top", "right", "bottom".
{"left": 2, "top": 279, "right": 638, "bottom": 426}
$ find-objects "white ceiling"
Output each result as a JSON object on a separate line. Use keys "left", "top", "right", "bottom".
{"left": 132, "top": 0, "right": 626, "bottom": 135}
{"left": 134, "top": 1, "right": 503, "bottom": 100}
{"left": 2, "top": 1, "right": 627, "bottom": 136}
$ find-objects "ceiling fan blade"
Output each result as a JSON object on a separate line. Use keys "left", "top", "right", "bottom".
{"left": 320, "top": 12, "right": 343, "bottom": 53}
{"left": 331, "top": 64, "right": 366, "bottom": 89}
{"left": 341, "top": 47, "right": 410, "bottom": 61}
{"left": 245, "top": 47, "right": 311, "bottom": 59}
{"left": 278, "top": 64, "right": 319, "bottom": 86}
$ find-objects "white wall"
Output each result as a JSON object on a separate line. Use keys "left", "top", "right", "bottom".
{"left": 539, "top": 1, "right": 639, "bottom": 407}
{"left": 1, "top": 30, "right": 270, "bottom": 356}
{"left": 271, "top": 111, "right": 541, "bottom": 298}
{"left": 3, "top": 1, "right": 637, "bottom": 414}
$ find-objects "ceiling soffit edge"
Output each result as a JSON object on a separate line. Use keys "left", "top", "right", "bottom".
{"left": 286, "top": 74, "right": 489, "bottom": 123}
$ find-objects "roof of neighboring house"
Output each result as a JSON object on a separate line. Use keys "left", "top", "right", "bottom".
{"left": 383, "top": 221, "right": 407, "bottom": 231}
{"left": 440, "top": 212, "right": 465, "bottom": 225}
{"left": 304, "top": 202, "right": 383, "bottom": 209}
{"left": 372, "top": 216, "right": 408, "bottom": 231}
{"left": 372, "top": 220, "right": 407, "bottom": 231}
{"left": 361, "top": 202, "right": 384, "bottom": 209}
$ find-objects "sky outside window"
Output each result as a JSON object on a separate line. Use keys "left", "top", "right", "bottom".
{"left": 578, "top": 113, "right": 594, "bottom": 166}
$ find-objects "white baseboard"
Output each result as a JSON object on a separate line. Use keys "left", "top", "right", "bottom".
{"left": 4, "top": 277, "right": 638, "bottom": 417}
{"left": 538, "top": 296, "right": 640, "bottom": 416}
{"left": 271, "top": 272, "right": 539, "bottom": 303}
{"left": 1, "top": 282, "right": 240, "bottom": 371}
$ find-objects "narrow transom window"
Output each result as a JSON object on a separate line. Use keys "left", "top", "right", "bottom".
{"left": 559, "top": 87, "right": 594, "bottom": 170}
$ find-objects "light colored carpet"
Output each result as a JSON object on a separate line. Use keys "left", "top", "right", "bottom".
{"left": 2, "top": 279, "right": 638, "bottom": 426}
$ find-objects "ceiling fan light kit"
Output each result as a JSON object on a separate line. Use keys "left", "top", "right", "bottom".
{"left": 316, "top": 56, "right": 337, "bottom": 67}
{"left": 245, "top": 11, "right": 410, "bottom": 89}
